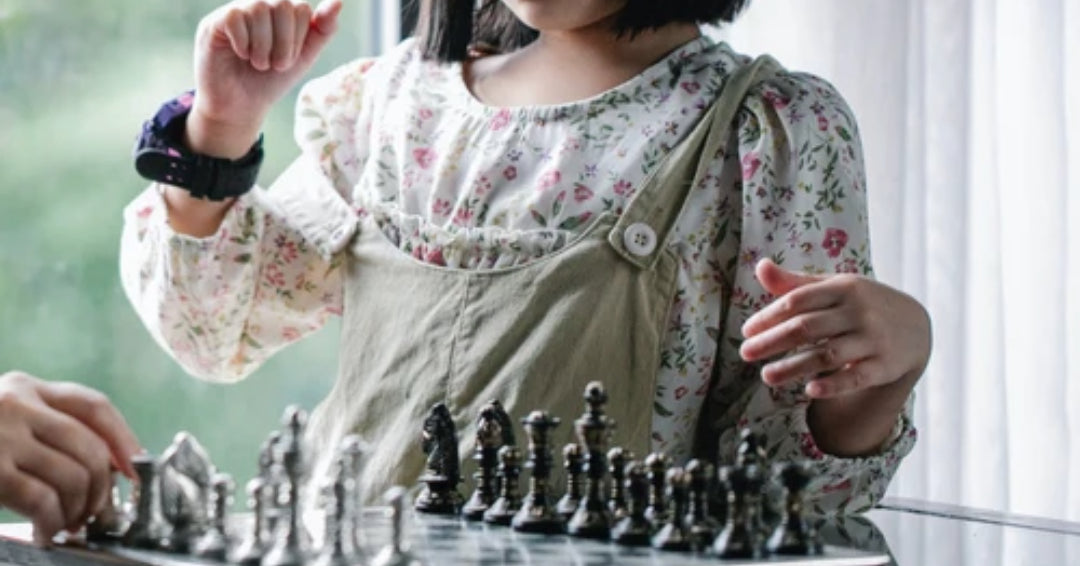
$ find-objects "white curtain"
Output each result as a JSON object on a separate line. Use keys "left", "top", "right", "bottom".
{"left": 717, "top": 0, "right": 1079, "bottom": 532}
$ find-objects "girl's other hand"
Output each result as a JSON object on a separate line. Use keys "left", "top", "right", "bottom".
{"left": 186, "top": 0, "right": 344, "bottom": 158}
{"left": 0, "top": 372, "right": 142, "bottom": 547}
{"left": 739, "top": 258, "right": 931, "bottom": 399}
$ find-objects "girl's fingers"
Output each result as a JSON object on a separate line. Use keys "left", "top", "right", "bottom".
{"left": 741, "top": 306, "right": 858, "bottom": 362}
{"left": 742, "top": 280, "right": 845, "bottom": 339}
{"left": 0, "top": 466, "right": 65, "bottom": 547}
{"left": 223, "top": 7, "right": 251, "bottom": 60}
{"left": 805, "top": 359, "right": 887, "bottom": 399}
{"left": 247, "top": 3, "right": 273, "bottom": 71}
{"left": 298, "top": 0, "right": 342, "bottom": 65}
{"left": 38, "top": 382, "right": 142, "bottom": 480}
{"left": 292, "top": 2, "right": 313, "bottom": 68}
{"left": 14, "top": 440, "right": 93, "bottom": 530}
{"left": 270, "top": 1, "right": 297, "bottom": 70}
{"left": 760, "top": 334, "right": 874, "bottom": 387}
{"left": 27, "top": 405, "right": 112, "bottom": 525}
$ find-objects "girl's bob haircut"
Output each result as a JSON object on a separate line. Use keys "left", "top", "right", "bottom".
{"left": 416, "top": 0, "right": 751, "bottom": 62}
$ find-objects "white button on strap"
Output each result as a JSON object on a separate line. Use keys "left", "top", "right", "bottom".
{"left": 623, "top": 222, "right": 658, "bottom": 256}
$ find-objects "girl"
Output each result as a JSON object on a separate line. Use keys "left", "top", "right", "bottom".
{"left": 121, "top": 0, "right": 930, "bottom": 513}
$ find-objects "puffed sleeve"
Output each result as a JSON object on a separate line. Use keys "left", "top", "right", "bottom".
{"left": 119, "top": 58, "right": 375, "bottom": 382}
{"left": 715, "top": 71, "right": 917, "bottom": 514}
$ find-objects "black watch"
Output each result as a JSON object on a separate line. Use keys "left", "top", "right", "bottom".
{"left": 133, "top": 90, "right": 263, "bottom": 201}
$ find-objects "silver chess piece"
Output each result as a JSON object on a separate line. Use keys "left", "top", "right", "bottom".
{"left": 371, "top": 487, "right": 423, "bottom": 566}
{"left": 312, "top": 464, "right": 361, "bottom": 566}
{"left": 194, "top": 473, "right": 235, "bottom": 560}
{"left": 230, "top": 478, "right": 269, "bottom": 565}
{"left": 123, "top": 453, "right": 175, "bottom": 551}
{"left": 160, "top": 432, "right": 216, "bottom": 549}
{"left": 259, "top": 431, "right": 283, "bottom": 539}
{"left": 338, "top": 435, "right": 366, "bottom": 554}
{"left": 262, "top": 406, "right": 311, "bottom": 566}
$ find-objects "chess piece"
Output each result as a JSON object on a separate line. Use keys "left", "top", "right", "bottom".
{"left": 554, "top": 444, "right": 584, "bottom": 521}
{"left": 767, "top": 461, "right": 822, "bottom": 555}
{"left": 712, "top": 464, "right": 766, "bottom": 559}
{"left": 483, "top": 446, "right": 523, "bottom": 526}
{"left": 88, "top": 477, "right": 124, "bottom": 542}
{"left": 414, "top": 403, "right": 463, "bottom": 515}
{"left": 463, "top": 402, "right": 508, "bottom": 520}
{"left": 259, "top": 431, "right": 283, "bottom": 539}
{"left": 194, "top": 473, "right": 234, "bottom": 560}
{"left": 160, "top": 432, "right": 216, "bottom": 548}
{"left": 684, "top": 459, "right": 720, "bottom": 551}
{"left": 643, "top": 452, "right": 669, "bottom": 525}
{"left": 735, "top": 428, "right": 767, "bottom": 468}
{"left": 610, "top": 461, "right": 651, "bottom": 546}
{"left": 311, "top": 464, "right": 359, "bottom": 566}
{"left": 262, "top": 406, "right": 311, "bottom": 566}
{"left": 123, "top": 453, "right": 175, "bottom": 551}
{"left": 229, "top": 478, "right": 268, "bottom": 565}
{"left": 371, "top": 487, "right": 424, "bottom": 566}
{"left": 607, "top": 447, "right": 631, "bottom": 521}
{"left": 338, "top": 435, "right": 366, "bottom": 554}
{"left": 567, "top": 382, "right": 613, "bottom": 539}
{"left": 706, "top": 457, "right": 728, "bottom": 525}
{"left": 511, "top": 410, "right": 565, "bottom": 534}
{"left": 651, "top": 467, "right": 691, "bottom": 552}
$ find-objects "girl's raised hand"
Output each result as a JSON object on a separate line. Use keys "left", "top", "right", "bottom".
{"left": 188, "top": 0, "right": 343, "bottom": 155}
{"left": 739, "top": 259, "right": 931, "bottom": 399}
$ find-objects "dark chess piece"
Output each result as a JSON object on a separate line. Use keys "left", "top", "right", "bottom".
{"left": 607, "top": 447, "right": 632, "bottom": 521}
{"left": 338, "top": 435, "right": 365, "bottom": 553}
{"left": 707, "top": 457, "right": 728, "bottom": 525}
{"left": 262, "top": 406, "right": 311, "bottom": 566}
{"left": 123, "top": 453, "right": 175, "bottom": 551}
{"left": 88, "top": 476, "right": 124, "bottom": 542}
{"left": 712, "top": 464, "right": 766, "bottom": 559}
{"left": 567, "top": 382, "right": 613, "bottom": 539}
{"left": 684, "top": 459, "right": 720, "bottom": 551}
{"left": 483, "top": 446, "right": 523, "bottom": 526}
{"left": 643, "top": 452, "right": 669, "bottom": 525}
{"left": 372, "top": 487, "right": 424, "bottom": 566}
{"left": 554, "top": 443, "right": 584, "bottom": 522}
{"left": 767, "top": 461, "right": 822, "bottom": 555}
{"left": 651, "top": 467, "right": 691, "bottom": 552}
{"left": 312, "top": 464, "right": 359, "bottom": 566}
{"left": 511, "top": 410, "right": 565, "bottom": 534}
{"left": 194, "top": 473, "right": 234, "bottom": 560}
{"left": 414, "top": 403, "right": 463, "bottom": 515}
{"left": 463, "top": 402, "right": 510, "bottom": 521}
{"left": 229, "top": 478, "right": 268, "bottom": 565}
{"left": 610, "top": 461, "right": 651, "bottom": 546}
{"left": 736, "top": 428, "right": 768, "bottom": 468}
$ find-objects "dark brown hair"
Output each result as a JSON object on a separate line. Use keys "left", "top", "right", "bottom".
{"left": 414, "top": 0, "right": 751, "bottom": 62}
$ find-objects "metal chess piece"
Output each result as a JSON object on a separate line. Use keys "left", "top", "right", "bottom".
{"left": 735, "top": 428, "right": 768, "bottom": 468}
{"left": 610, "top": 461, "right": 651, "bottom": 546}
{"left": 712, "top": 464, "right": 766, "bottom": 559}
{"left": 230, "top": 478, "right": 268, "bottom": 565}
{"left": 483, "top": 446, "right": 523, "bottom": 526}
{"left": 511, "top": 410, "right": 565, "bottom": 534}
{"left": 707, "top": 456, "right": 728, "bottom": 525}
{"left": 312, "top": 465, "right": 361, "bottom": 566}
{"left": 123, "top": 453, "right": 175, "bottom": 551}
{"left": 643, "top": 452, "right": 669, "bottom": 525}
{"left": 414, "top": 403, "right": 463, "bottom": 515}
{"left": 259, "top": 431, "right": 283, "bottom": 539}
{"left": 554, "top": 443, "right": 584, "bottom": 521}
{"left": 262, "top": 406, "right": 311, "bottom": 566}
{"left": 338, "top": 435, "right": 366, "bottom": 554}
{"left": 651, "top": 467, "right": 691, "bottom": 552}
{"left": 567, "top": 382, "right": 613, "bottom": 539}
{"left": 684, "top": 459, "right": 720, "bottom": 551}
{"left": 88, "top": 476, "right": 124, "bottom": 542}
{"left": 194, "top": 473, "right": 234, "bottom": 560}
{"left": 463, "top": 402, "right": 508, "bottom": 521}
{"left": 371, "top": 487, "right": 424, "bottom": 566}
{"left": 607, "top": 447, "right": 632, "bottom": 521}
{"left": 160, "top": 432, "right": 216, "bottom": 549}
{"left": 767, "top": 461, "right": 822, "bottom": 555}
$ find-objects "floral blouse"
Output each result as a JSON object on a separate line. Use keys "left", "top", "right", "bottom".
{"left": 120, "top": 35, "right": 915, "bottom": 514}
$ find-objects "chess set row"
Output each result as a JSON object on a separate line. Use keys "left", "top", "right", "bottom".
{"left": 73, "top": 382, "right": 854, "bottom": 565}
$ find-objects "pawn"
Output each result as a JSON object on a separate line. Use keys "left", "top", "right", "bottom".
{"left": 312, "top": 466, "right": 359, "bottom": 566}
{"left": 262, "top": 406, "right": 311, "bottom": 566}
{"left": 651, "top": 467, "right": 691, "bottom": 552}
{"left": 511, "top": 411, "right": 565, "bottom": 534}
{"left": 371, "top": 487, "right": 425, "bottom": 566}
{"left": 567, "top": 382, "right": 614, "bottom": 539}
{"left": 643, "top": 452, "right": 669, "bottom": 525}
{"left": 712, "top": 464, "right": 766, "bottom": 560}
{"left": 607, "top": 448, "right": 632, "bottom": 521}
{"left": 229, "top": 478, "right": 268, "bottom": 565}
{"left": 463, "top": 402, "right": 509, "bottom": 521}
{"left": 123, "top": 453, "right": 175, "bottom": 551}
{"left": 194, "top": 473, "right": 235, "bottom": 560}
{"left": 555, "top": 444, "right": 584, "bottom": 521}
{"left": 610, "top": 461, "right": 651, "bottom": 547}
{"left": 484, "top": 446, "right": 524, "bottom": 526}
{"left": 338, "top": 436, "right": 365, "bottom": 555}
{"left": 767, "top": 461, "right": 822, "bottom": 556}
{"left": 735, "top": 428, "right": 767, "bottom": 468}
{"left": 684, "top": 459, "right": 720, "bottom": 551}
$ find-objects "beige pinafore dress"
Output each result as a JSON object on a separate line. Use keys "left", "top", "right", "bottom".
{"left": 303, "top": 55, "right": 779, "bottom": 504}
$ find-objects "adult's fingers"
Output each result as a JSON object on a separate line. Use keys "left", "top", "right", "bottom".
{"left": 741, "top": 305, "right": 858, "bottom": 363}
{"left": 37, "top": 382, "right": 141, "bottom": 479}
{"left": 0, "top": 466, "right": 65, "bottom": 547}
{"left": 760, "top": 333, "right": 874, "bottom": 387}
